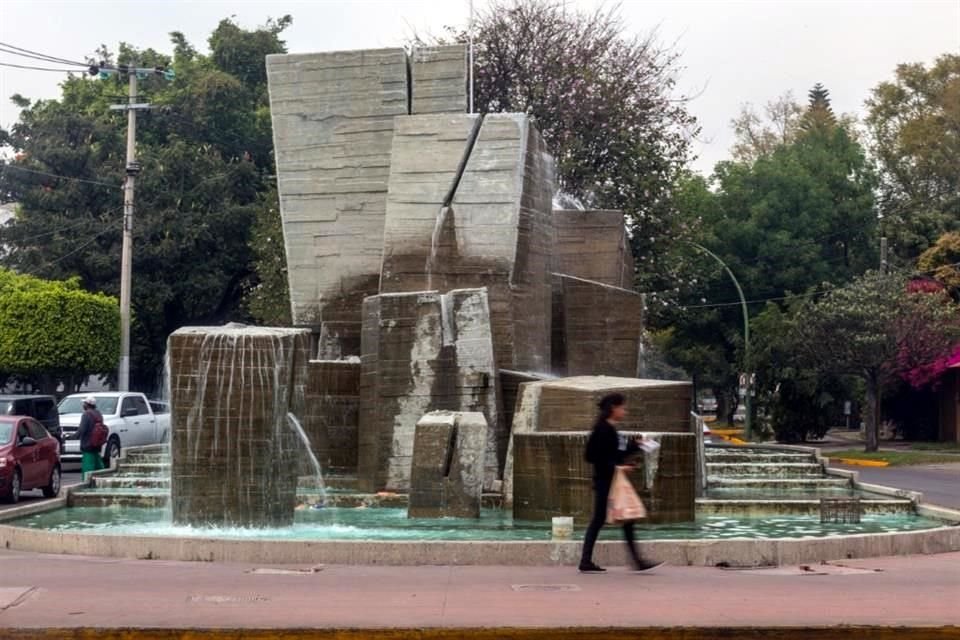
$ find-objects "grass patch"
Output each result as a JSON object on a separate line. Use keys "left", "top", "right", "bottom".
{"left": 827, "top": 449, "right": 960, "bottom": 466}
{"left": 909, "top": 442, "right": 960, "bottom": 452}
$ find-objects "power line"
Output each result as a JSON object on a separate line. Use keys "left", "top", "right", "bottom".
{"left": 1, "top": 207, "right": 122, "bottom": 244}
{"left": 2, "top": 165, "right": 118, "bottom": 188}
{"left": 0, "top": 60, "right": 85, "bottom": 73}
{"left": 39, "top": 226, "right": 115, "bottom": 270}
{"left": 0, "top": 41, "right": 89, "bottom": 67}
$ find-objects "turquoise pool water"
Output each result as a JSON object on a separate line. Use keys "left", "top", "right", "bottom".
{"left": 8, "top": 506, "right": 947, "bottom": 542}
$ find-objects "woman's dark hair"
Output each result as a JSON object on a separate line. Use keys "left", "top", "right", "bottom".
{"left": 597, "top": 393, "right": 626, "bottom": 421}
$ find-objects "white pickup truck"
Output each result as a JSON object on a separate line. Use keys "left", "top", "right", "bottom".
{"left": 58, "top": 392, "right": 170, "bottom": 464}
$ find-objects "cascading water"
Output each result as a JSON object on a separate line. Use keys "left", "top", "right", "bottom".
{"left": 286, "top": 412, "right": 326, "bottom": 506}
{"left": 167, "top": 324, "right": 311, "bottom": 527}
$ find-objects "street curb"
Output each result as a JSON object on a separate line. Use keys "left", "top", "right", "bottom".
{"left": 831, "top": 458, "right": 891, "bottom": 467}
{"left": 1, "top": 626, "right": 959, "bottom": 639}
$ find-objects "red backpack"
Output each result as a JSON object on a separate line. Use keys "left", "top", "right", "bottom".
{"left": 88, "top": 411, "right": 109, "bottom": 449}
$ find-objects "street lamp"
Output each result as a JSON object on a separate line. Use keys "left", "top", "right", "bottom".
{"left": 683, "top": 241, "right": 753, "bottom": 441}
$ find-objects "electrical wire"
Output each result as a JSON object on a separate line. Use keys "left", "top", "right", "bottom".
{"left": 0, "top": 41, "right": 89, "bottom": 67}
{"left": 38, "top": 226, "right": 116, "bottom": 270}
{"left": 0, "top": 61, "right": 86, "bottom": 73}
{"left": 1, "top": 207, "right": 122, "bottom": 244}
{"left": 2, "top": 165, "right": 118, "bottom": 188}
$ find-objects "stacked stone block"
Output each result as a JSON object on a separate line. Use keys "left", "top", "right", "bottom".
{"left": 380, "top": 113, "right": 555, "bottom": 373}
{"left": 358, "top": 288, "right": 500, "bottom": 492}
{"left": 511, "top": 431, "right": 696, "bottom": 524}
{"left": 408, "top": 411, "right": 488, "bottom": 518}
{"left": 302, "top": 360, "right": 360, "bottom": 474}
{"left": 551, "top": 275, "right": 644, "bottom": 377}
{"left": 168, "top": 326, "right": 311, "bottom": 527}
{"left": 552, "top": 210, "right": 635, "bottom": 288}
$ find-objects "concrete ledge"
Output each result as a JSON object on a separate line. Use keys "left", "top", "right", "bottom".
{"left": 2, "top": 628, "right": 959, "bottom": 640}
{"left": 0, "top": 520, "right": 957, "bottom": 567}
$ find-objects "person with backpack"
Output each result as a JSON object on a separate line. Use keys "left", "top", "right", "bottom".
{"left": 579, "top": 393, "right": 664, "bottom": 574}
{"left": 77, "top": 396, "right": 107, "bottom": 478}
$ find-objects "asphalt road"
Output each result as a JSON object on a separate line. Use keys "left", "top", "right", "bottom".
{"left": 831, "top": 462, "right": 960, "bottom": 509}
{"left": 0, "top": 469, "right": 82, "bottom": 513}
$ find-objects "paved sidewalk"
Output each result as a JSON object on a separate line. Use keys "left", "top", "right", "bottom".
{"left": 0, "top": 549, "right": 958, "bottom": 630}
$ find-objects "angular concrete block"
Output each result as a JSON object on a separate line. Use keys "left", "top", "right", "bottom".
{"left": 408, "top": 411, "right": 487, "bottom": 518}
{"left": 511, "top": 431, "right": 696, "bottom": 524}
{"left": 410, "top": 45, "right": 467, "bottom": 115}
{"left": 552, "top": 210, "right": 635, "bottom": 288}
{"left": 358, "top": 288, "right": 501, "bottom": 493}
{"left": 552, "top": 275, "right": 644, "bottom": 377}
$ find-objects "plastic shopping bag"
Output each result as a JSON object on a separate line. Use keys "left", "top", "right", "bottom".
{"left": 606, "top": 466, "right": 647, "bottom": 524}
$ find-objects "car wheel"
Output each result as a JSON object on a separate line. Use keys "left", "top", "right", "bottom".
{"left": 42, "top": 465, "right": 61, "bottom": 498}
{"left": 3, "top": 469, "right": 21, "bottom": 504}
{"left": 104, "top": 437, "right": 121, "bottom": 466}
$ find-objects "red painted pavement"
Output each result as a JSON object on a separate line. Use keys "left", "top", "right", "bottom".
{"left": 0, "top": 550, "right": 957, "bottom": 629}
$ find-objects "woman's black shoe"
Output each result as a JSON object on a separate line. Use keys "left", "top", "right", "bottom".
{"left": 578, "top": 561, "right": 606, "bottom": 573}
{"left": 633, "top": 560, "right": 665, "bottom": 572}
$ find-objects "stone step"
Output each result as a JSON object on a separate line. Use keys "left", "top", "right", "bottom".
{"left": 704, "top": 452, "right": 816, "bottom": 464}
{"left": 69, "top": 490, "right": 169, "bottom": 509}
{"left": 117, "top": 463, "right": 170, "bottom": 476}
{"left": 92, "top": 476, "right": 170, "bottom": 490}
{"left": 708, "top": 477, "right": 851, "bottom": 489}
{"left": 706, "top": 462, "right": 824, "bottom": 477}
{"left": 697, "top": 498, "right": 915, "bottom": 517}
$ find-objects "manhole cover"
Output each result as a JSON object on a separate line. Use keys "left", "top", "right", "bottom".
{"left": 187, "top": 594, "right": 270, "bottom": 604}
{"left": 511, "top": 584, "right": 581, "bottom": 592}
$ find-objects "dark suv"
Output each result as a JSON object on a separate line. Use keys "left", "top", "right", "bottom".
{"left": 0, "top": 395, "right": 62, "bottom": 446}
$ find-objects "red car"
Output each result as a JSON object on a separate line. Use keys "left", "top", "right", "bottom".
{"left": 0, "top": 416, "right": 61, "bottom": 503}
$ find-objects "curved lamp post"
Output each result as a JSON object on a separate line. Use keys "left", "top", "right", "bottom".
{"left": 684, "top": 241, "right": 752, "bottom": 441}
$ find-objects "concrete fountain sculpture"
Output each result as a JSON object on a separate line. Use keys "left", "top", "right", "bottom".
{"left": 4, "top": 43, "right": 952, "bottom": 570}
{"left": 159, "top": 43, "right": 695, "bottom": 528}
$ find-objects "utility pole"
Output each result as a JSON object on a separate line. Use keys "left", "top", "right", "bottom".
{"left": 109, "top": 67, "right": 159, "bottom": 390}
{"left": 468, "top": 0, "right": 475, "bottom": 114}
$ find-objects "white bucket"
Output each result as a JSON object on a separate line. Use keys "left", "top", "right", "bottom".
{"left": 552, "top": 516, "right": 574, "bottom": 539}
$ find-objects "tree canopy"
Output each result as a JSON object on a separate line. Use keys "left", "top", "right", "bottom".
{"left": 0, "top": 17, "right": 291, "bottom": 390}
{"left": 866, "top": 53, "right": 960, "bottom": 260}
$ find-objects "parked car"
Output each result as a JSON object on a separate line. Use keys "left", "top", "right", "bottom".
{"left": 58, "top": 392, "right": 171, "bottom": 465}
{"left": 0, "top": 395, "right": 62, "bottom": 447}
{"left": 0, "top": 416, "right": 61, "bottom": 503}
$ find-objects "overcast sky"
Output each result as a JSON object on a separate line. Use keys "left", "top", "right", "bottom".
{"left": 0, "top": 0, "right": 957, "bottom": 175}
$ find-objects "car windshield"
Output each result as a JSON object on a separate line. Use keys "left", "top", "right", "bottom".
{"left": 58, "top": 396, "right": 119, "bottom": 415}
{"left": 0, "top": 423, "right": 12, "bottom": 444}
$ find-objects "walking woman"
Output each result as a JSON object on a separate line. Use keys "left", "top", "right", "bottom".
{"left": 579, "top": 393, "right": 663, "bottom": 573}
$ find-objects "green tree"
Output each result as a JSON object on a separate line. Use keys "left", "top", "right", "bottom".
{"left": 790, "top": 272, "right": 959, "bottom": 452}
{"left": 865, "top": 54, "right": 960, "bottom": 259}
{"left": 0, "top": 269, "right": 119, "bottom": 393}
{"left": 730, "top": 92, "right": 805, "bottom": 163}
{"left": 0, "top": 16, "right": 291, "bottom": 390}
{"left": 800, "top": 82, "right": 837, "bottom": 132}
{"left": 917, "top": 231, "right": 960, "bottom": 298}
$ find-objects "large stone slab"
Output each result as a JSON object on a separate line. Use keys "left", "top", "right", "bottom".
{"left": 551, "top": 275, "right": 644, "bottom": 377}
{"left": 168, "top": 326, "right": 312, "bottom": 527}
{"left": 552, "top": 209, "right": 634, "bottom": 288}
{"left": 502, "top": 376, "right": 693, "bottom": 505}
{"left": 408, "top": 411, "right": 487, "bottom": 518}
{"left": 358, "top": 288, "right": 501, "bottom": 492}
{"left": 380, "top": 113, "right": 555, "bottom": 372}
{"left": 410, "top": 45, "right": 467, "bottom": 114}
{"left": 511, "top": 431, "right": 696, "bottom": 524}
{"left": 267, "top": 48, "right": 409, "bottom": 330}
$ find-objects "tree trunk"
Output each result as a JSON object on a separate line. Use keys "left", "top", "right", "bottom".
{"left": 864, "top": 374, "right": 880, "bottom": 453}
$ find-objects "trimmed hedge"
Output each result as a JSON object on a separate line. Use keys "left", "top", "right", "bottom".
{"left": 0, "top": 269, "right": 119, "bottom": 378}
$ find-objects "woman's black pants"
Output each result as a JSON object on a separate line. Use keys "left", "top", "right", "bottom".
{"left": 579, "top": 476, "right": 643, "bottom": 566}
